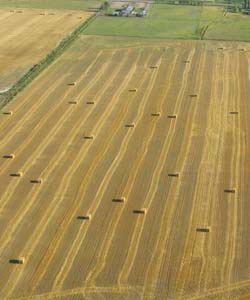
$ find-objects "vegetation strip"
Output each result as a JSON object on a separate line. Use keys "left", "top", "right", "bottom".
{"left": 0, "top": 13, "right": 97, "bottom": 109}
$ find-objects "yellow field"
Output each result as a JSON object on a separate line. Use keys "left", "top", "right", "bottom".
{"left": 0, "top": 36, "right": 250, "bottom": 300}
{"left": 0, "top": 8, "right": 93, "bottom": 91}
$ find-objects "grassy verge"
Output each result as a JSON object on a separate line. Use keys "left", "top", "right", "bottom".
{"left": 0, "top": 13, "right": 97, "bottom": 109}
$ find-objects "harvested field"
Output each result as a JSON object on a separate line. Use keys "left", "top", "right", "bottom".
{"left": 0, "top": 35, "right": 250, "bottom": 299}
{"left": 0, "top": 0, "right": 101, "bottom": 10}
{"left": 0, "top": 8, "right": 93, "bottom": 90}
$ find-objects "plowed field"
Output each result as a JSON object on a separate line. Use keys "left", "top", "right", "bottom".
{"left": 0, "top": 36, "right": 250, "bottom": 300}
{"left": 0, "top": 8, "right": 93, "bottom": 91}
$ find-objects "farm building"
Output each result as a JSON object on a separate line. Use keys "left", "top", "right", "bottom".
{"left": 121, "top": 5, "right": 134, "bottom": 15}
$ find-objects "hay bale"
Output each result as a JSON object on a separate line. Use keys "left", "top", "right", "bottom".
{"left": 125, "top": 123, "right": 135, "bottom": 128}
{"left": 229, "top": 111, "right": 238, "bottom": 115}
{"left": 84, "top": 135, "right": 94, "bottom": 140}
{"left": 3, "top": 111, "right": 13, "bottom": 115}
{"left": 184, "top": 60, "right": 190, "bottom": 63}
{"left": 149, "top": 66, "right": 158, "bottom": 69}
{"left": 133, "top": 209, "right": 147, "bottom": 214}
{"left": 17, "top": 10, "right": 23, "bottom": 13}
{"left": 224, "top": 189, "right": 235, "bottom": 193}
{"left": 9, "top": 257, "right": 25, "bottom": 264}
{"left": 39, "top": 12, "right": 46, "bottom": 15}
{"left": 3, "top": 154, "right": 15, "bottom": 159}
{"left": 112, "top": 197, "right": 126, "bottom": 203}
{"left": 10, "top": 172, "right": 23, "bottom": 177}
{"left": 30, "top": 179, "right": 43, "bottom": 184}
{"left": 168, "top": 173, "right": 179, "bottom": 177}
{"left": 189, "top": 94, "right": 198, "bottom": 98}
{"left": 196, "top": 228, "right": 210, "bottom": 233}
{"left": 86, "top": 101, "right": 95, "bottom": 105}
{"left": 68, "top": 100, "right": 78, "bottom": 104}
{"left": 77, "top": 215, "right": 91, "bottom": 220}
{"left": 168, "top": 115, "right": 177, "bottom": 119}
{"left": 129, "top": 88, "right": 137, "bottom": 92}
{"left": 151, "top": 112, "right": 161, "bottom": 117}
{"left": 68, "top": 82, "right": 76, "bottom": 86}
{"left": 9, "top": 10, "right": 15, "bottom": 12}
{"left": 218, "top": 47, "right": 224, "bottom": 50}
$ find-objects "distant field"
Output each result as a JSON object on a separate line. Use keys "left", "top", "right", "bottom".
{"left": 0, "top": 8, "right": 93, "bottom": 91}
{"left": 0, "top": 0, "right": 101, "bottom": 10}
{"left": 0, "top": 35, "right": 250, "bottom": 299}
{"left": 206, "top": 12, "right": 250, "bottom": 41}
{"left": 83, "top": 5, "right": 224, "bottom": 39}
{"left": 83, "top": 4, "right": 250, "bottom": 41}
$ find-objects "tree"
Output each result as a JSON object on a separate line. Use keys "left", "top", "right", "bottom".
{"left": 101, "top": 1, "right": 110, "bottom": 10}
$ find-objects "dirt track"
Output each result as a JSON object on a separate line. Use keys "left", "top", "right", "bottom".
{"left": 0, "top": 8, "right": 93, "bottom": 90}
{"left": 0, "top": 37, "right": 250, "bottom": 300}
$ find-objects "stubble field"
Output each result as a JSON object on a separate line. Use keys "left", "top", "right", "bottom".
{"left": 0, "top": 36, "right": 250, "bottom": 300}
{"left": 0, "top": 8, "right": 93, "bottom": 91}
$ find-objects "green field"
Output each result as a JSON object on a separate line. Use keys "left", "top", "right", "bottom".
{"left": 0, "top": 0, "right": 101, "bottom": 10}
{"left": 83, "top": 4, "right": 250, "bottom": 41}
{"left": 205, "top": 12, "right": 250, "bottom": 41}
{"left": 83, "top": 5, "right": 223, "bottom": 39}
